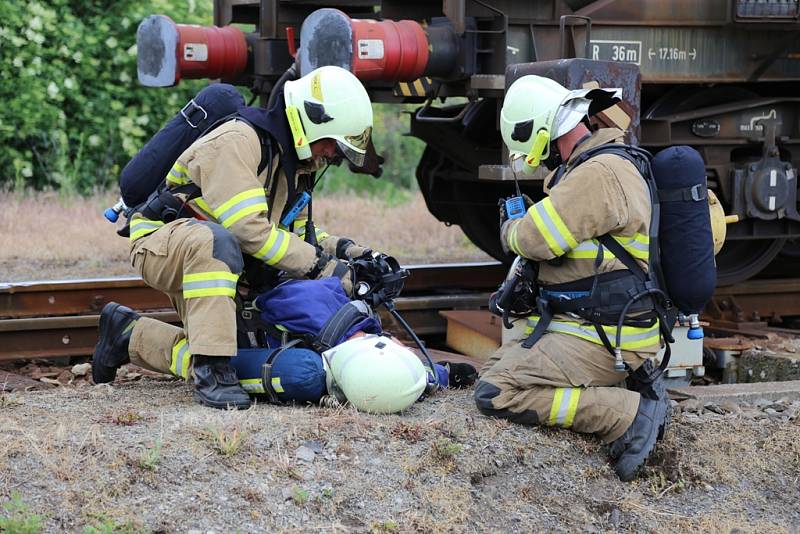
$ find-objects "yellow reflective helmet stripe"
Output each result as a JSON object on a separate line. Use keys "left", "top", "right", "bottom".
{"left": 182, "top": 271, "right": 239, "bottom": 299}
{"left": 166, "top": 162, "right": 191, "bottom": 186}
{"left": 169, "top": 339, "right": 191, "bottom": 379}
{"left": 525, "top": 316, "right": 660, "bottom": 350}
{"left": 129, "top": 217, "right": 164, "bottom": 241}
{"left": 528, "top": 198, "right": 578, "bottom": 257}
{"left": 239, "top": 378, "right": 264, "bottom": 394}
{"left": 213, "top": 188, "right": 268, "bottom": 229}
{"left": 548, "top": 387, "right": 582, "bottom": 428}
{"left": 254, "top": 226, "right": 291, "bottom": 266}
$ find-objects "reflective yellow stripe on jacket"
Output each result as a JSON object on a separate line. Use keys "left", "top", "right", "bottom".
{"left": 213, "top": 188, "right": 268, "bottom": 229}
{"left": 129, "top": 216, "right": 164, "bottom": 242}
{"left": 525, "top": 316, "right": 660, "bottom": 350}
{"left": 253, "top": 226, "right": 291, "bottom": 266}
{"left": 292, "top": 218, "right": 330, "bottom": 241}
{"left": 548, "top": 387, "right": 581, "bottom": 428}
{"left": 565, "top": 233, "right": 650, "bottom": 261}
{"left": 182, "top": 271, "right": 239, "bottom": 299}
{"left": 166, "top": 162, "right": 191, "bottom": 186}
{"left": 170, "top": 339, "right": 191, "bottom": 379}
{"left": 530, "top": 197, "right": 578, "bottom": 256}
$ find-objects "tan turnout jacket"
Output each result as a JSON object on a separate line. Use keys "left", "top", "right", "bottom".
{"left": 502, "top": 128, "right": 659, "bottom": 352}
{"left": 130, "top": 120, "right": 345, "bottom": 278}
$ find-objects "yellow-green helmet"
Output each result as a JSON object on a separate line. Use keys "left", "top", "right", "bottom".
{"left": 500, "top": 75, "right": 622, "bottom": 171}
{"left": 284, "top": 65, "right": 373, "bottom": 165}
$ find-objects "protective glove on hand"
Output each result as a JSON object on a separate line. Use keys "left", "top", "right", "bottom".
{"left": 318, "top": 256, "right": 354, "bottom": 296}
{"left": 335, "top": 238, "right": 373, "bottom": 260}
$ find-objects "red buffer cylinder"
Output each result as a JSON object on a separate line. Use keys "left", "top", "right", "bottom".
{"left": 137, "top": 15, "right": 248, "bottom": 87}
{"left": 297, "top": 8, "right": 459, "bottom": 82}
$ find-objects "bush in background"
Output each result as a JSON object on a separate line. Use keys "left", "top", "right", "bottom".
{"left": 0, "top": 0, "right": 424, "bottom": 197}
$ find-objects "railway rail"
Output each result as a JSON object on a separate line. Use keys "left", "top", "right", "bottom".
{"left": 0, "top": 262, "right": 506, "bottom": 362}
{"left": 3, "top": 263, "right": 800, "bottom": 362}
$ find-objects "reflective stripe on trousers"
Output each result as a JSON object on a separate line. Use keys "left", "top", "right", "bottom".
{"left": 129, "top": 217, "right": 164, "bottom": 242}
{"left": 525, "top": 316, "right": 660, "bottom": 350}
{"left": 182, "top": 271, "right": 239, "bottom": 299}
{"left": 170, "top": 339, "right": 191, "bottom": 379}
{"left": 548, "top": 387, "right": 582, "bottom": 428}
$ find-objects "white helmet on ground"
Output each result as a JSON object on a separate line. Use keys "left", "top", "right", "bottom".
{"left": 283, "top": 65, "right": 373, "bottom": 166}
{"left": 322, "top": 334, "right": 427, "bottom": 414}
{"left": 500, "top": 75, "right": 622, "bottom": 172}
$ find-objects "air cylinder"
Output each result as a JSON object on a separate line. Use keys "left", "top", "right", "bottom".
{"left": 137, "top": 15, "right": 248, "bottom": 87}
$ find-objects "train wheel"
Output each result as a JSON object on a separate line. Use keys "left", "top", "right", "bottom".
{"left": 714, "top": 239, "right": 786, "bottom": 286}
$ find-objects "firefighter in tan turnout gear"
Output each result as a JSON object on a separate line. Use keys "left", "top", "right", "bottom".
{"left": 91, "top": 66, "right": 375, "bottom": 409}
{"left": 474, "top": 75, "right": 671, "bottom": 481}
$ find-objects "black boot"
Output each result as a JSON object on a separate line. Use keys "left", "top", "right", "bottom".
{"left": 193, "top": 355, "right": 252, "bottom": 410}
{"left": 609, "top": 396, "right": 668, "bottom": 481}
{"left": 92, "top": 302, "right": 139, "bottom": 384}
{"left": 627, "top": 359, "right": 671, "bottom": 441}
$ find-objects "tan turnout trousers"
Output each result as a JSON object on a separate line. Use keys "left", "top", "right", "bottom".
{"left": 128, "top": 219, "right": 240, "bottom": 376}
{"left": 476, "top": 332, "right": 648, "bottom": 442}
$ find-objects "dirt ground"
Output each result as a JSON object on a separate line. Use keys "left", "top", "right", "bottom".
{"left": 0, "top": 191, "right": 491, "bottom": 282}
{"left": 1, "top": 376, "right": 799, "bottom": 533}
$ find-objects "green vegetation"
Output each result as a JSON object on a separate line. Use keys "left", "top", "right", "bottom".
{"left": 0, "top": 1, "right": 424, "bottom": 197}
{"left": 137, "top": 440, "right": 162, "bottom": 471}
{"left": 0, "top": 492, "right": 44, "bottom": 534}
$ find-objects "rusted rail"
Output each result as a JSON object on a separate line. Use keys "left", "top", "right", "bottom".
{"left": 0, "top": 263, "right": 505, "bottom": 361}
{"left": 6, "top": 266, "right": 800, "bottom": 363}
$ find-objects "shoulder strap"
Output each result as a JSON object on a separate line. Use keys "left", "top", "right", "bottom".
{"left": 313, "top": 300, "right": 375, "bottom": 353}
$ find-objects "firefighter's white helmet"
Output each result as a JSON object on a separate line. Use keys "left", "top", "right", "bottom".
{"left": 500, "top": 75, "right": 622, "bottom": 171}
{"left": 283, "top": 65, "right": 373, "bottom": 166}
{"left": 322, "top": 334, "right": 426, "bottom": 414}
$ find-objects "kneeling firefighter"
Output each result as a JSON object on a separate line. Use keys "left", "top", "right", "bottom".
{"left": 475, "top": 75, "right": 715, "bottom": 481}
{"left": 92, "top": 66, "right": 379, "bottom": 409}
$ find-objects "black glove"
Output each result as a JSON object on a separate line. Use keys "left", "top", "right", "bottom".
{"left": 439, "top": 361, "right": 478, "bottom": 388}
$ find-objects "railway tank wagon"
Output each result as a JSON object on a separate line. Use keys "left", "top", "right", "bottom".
{"left": 136, "top": 0, "right": 800, "bottom": 285}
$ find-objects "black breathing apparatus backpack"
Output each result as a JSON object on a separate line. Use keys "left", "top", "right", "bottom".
{"left": 498, "top": 143, "right": 716, "bottom": 376}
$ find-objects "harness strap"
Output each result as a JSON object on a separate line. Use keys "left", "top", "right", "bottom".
{"left": 521, "top": 297, "right": 553, "bottom": 349}
{"left": 261, "top": 339, "right": 303, "bottom": 404}
{"left": 313, "top": 300, "right": 374, "bottom": 353}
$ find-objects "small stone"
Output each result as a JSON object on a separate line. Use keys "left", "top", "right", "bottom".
{"left": 703, "top": 483, "right": 714, "bottom": 491}
{"left": 720, "top": 402, "right": 740, "bottom": 414}
{"left": 765, "top": 408, "right": 777, "bottom": 416}
{"left": 302, "top": 439, "right": 324, "bottom": 454}
{"left": 295, "top": 445, "right": 316, "bottom": 463}
{"left": 610, "top": 507, "right": 621, "bottom": 526}
{"left": 680, "top": 399, "right": 703, "bottom": 413}
{"left": 281, "top": 487, "right": 294, "bottom": 501}
{"left": 187, "top": 530, "right": 201, "bottom": 534}
{"left": 704, "top": 402, "right": 725, "bottom": 414}
{"left": 753, "top": 398, "right": 771, "bottom": 408}
{"left": 71, "top": 363, "right": 91, "bottom": 376}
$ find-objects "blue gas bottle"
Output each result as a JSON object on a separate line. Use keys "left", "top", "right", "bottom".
{"left": 103, "top": 199, "right": 127, "bottom": 223}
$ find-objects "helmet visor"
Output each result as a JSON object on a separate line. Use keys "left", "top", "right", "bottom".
{"left": 336, "top": 140, "right": 366, "bottom": 167}
{"left": 336, "top": 126, "right": 372, "bottom": 167}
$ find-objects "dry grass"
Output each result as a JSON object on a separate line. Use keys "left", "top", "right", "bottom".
{"left": 0, "top": 191, "right": 489, "bottom": 282}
